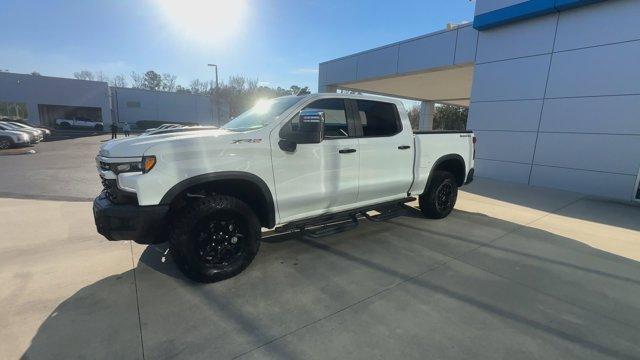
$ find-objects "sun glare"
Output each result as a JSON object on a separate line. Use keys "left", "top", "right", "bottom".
{"left": 253, "top": 99, "right": 272, "bottom": 114}
{"left": 154, "top": 0, "right": 248, "bottom": 47}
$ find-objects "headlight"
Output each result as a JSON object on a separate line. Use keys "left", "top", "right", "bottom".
{"left": 109, "top": 156, "right": 156, "bottom": 174}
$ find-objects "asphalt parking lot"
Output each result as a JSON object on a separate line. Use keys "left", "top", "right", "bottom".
{"left": 1, "top": 136, "right": 640, "bottom": 359}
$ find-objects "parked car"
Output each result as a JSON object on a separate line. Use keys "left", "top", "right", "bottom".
{"left": 0, "top": 129, "right": 31, "bottom": 149}
{"left": 0, "top": 122, "right": 42, "bottom": 143}
{"left": 93, "top": 94, "right": 476, "bottom": 283}
{"left": 56, "top": 117, "right": 104, "bottom": 131}
{"left": 6, "top": 121, "right": 51, "bottom": 138}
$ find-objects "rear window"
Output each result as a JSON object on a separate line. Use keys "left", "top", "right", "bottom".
{"left": 356, "top": 100, "right": 400, "bottom": 137}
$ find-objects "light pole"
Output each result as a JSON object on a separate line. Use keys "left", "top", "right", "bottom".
{"left": 207, "top": 64, "right": 221, "bottom": 126}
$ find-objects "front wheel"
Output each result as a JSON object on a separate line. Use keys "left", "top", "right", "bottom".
{"left": 0, "top": 136, "right": 13, "bottom": 150}
{"left": 169, "top": 195, "right": 260, "bottom": 283}
{"left": 419, "top": 170, "right": 458, "bottom": 219}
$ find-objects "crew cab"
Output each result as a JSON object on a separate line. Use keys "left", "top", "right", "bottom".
{"left": 93, "top": 94, "right": 475, "bottom": 282}
{"left": 56, "top": 117, "right": 104, "bottom": 131}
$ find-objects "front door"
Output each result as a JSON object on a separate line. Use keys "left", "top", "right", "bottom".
{"left": 271, "top": 98, "right": 359, "bottom": 223}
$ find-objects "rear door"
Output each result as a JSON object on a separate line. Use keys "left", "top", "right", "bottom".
{"left": 353, "top": 99, "right": 414, "bottom": 204}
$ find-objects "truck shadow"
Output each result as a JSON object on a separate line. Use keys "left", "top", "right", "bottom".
{"left": 21, "top": 209, "right": 640, "bottom": 359}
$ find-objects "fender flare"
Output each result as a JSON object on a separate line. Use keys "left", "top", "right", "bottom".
{"left": 424, "top": 154, "right": 466, "bottom": 190}
{"left": 160, "top": 171, "right": 276, "bottom": 228}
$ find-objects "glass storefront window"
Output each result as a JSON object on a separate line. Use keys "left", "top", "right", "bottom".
{"left": 0, "top": 102, "right": 29, "bottom": 120}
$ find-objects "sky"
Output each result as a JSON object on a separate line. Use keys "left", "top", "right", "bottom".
{"left": 1, "top": 0, "right": 475, "bottom": 92}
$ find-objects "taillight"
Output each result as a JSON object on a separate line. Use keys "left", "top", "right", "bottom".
{"left": 472, "top": 135, "right": 477, "bottom": 160}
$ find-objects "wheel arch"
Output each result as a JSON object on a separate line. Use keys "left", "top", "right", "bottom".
{"left": 160, "top": 171, "right": 276, "bottom": 229}
{"left": 425, "top": 154, "right": 466, "bottom": 190}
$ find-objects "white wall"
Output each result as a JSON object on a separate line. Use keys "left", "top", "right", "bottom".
{"left": 318, "top": 25, "right": 478, "bottom": 92}
{"left": 0, "top": 72, "right": 111, "bottom": 126}
{"left": 468, "top": 0, "right": 640, "bottom": 200}
{"left": 112, "top": 87, "right": 227, "bottom": 127}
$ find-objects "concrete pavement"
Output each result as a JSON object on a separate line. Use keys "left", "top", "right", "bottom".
{"left": 0, "top": 135, "right": 108, "bottom": 201}
{"left": 1, "top": 179, "right": 640, "bottom": 359}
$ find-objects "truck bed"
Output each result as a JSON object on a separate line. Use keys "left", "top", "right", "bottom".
{"left": 408, "top": 130, "right": 475, "bottom": 196}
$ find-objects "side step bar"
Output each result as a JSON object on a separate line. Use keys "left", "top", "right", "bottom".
{"left": 275, "top": 197, "right": 416, "bottom": 238}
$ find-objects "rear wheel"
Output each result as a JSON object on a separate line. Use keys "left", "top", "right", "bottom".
{"left": 419, "top": 170, "right": 458, "bottom": 219}
{"left": 0, "top": 136, "right": 13, "bottom": 150}
{"left": 94, "top": 124, "right": 104, "bottom": 131}
{"left": 169, "top": 195, "right": 260, "bottom": 283}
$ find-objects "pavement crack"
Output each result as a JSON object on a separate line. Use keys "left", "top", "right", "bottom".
{"left": 129, "top": 241, "right": 146, "bottom": 360}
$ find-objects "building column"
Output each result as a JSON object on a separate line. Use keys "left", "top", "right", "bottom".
{"left": 318, "top": 85, "right": 337, "bottom": 93}
{"left": 419, "top": 101, "right": 435, "bottom": 131}
{"left": 26, "top": 103, "right": 40, "bottom": 126}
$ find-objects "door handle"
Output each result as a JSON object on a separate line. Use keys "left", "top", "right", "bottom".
{"left": 338, "top": 148, "right": 357, "bottom": 154}
{"left": 398, "top": 145, "right": 411, "bottom": 150}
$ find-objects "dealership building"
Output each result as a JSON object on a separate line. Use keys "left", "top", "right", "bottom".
{"left": 319, "top": 0, "right": 640, "bottom": 202}
{"left": 0, "top": 72, "right": 227, "bottom": 129}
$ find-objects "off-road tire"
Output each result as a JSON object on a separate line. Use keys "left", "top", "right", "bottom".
{"left": 169, "top": 195, "right": 260, "bottom": 283}
{"left": 419, "top": 170, "right": 458, "bottom": 219}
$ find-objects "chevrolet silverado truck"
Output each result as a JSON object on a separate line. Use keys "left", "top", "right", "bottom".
{"left": 93, "top": 94, "right": 475, "bottom": 282}
{"left": 56, "top": 117, "right": 104, "bottom": 131}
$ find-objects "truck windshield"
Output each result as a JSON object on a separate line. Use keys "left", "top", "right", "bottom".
{"left": 222, "top": 96, "right": 302, "bottom": 132}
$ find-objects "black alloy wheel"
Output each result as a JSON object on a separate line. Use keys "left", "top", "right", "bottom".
{"left": 169, "top": 195, "right": 261, "bottom": 283}
{"left": 435, "top": 181, "right": 455, "bottom": 213}
{"left": 419, "top": 170, "right": 458, "bottom": 219}
{"left": 193, "top": 214, "right": 246, "bottom": 268}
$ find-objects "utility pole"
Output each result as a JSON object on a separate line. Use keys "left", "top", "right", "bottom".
{"left": 207, "top": 64, "right": 221, "bottom": 126}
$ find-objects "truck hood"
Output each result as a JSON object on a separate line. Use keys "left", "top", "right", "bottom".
{"left": 98, "top": 128, "right": 235, "bottom": 157}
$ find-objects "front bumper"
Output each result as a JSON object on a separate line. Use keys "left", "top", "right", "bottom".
{"left": 14, "top": 136, "right": 30, "bottom": 144}
{"left": 93, "top": 192, "right": 169, "bottom": 244}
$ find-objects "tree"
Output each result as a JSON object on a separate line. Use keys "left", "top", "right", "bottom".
{"left": 74, "top": 70, "right": 95, "bottom": 81}
{"left": 161, "top": 73, "right": 177, "bottom": 92}
{"left": 110, "top": 74, "right": 128, "bottom": 87}
{"left": 30, "top": 71, "right": 41, "bottom": 76}
{"left": 189, "top": 79, "right": 210, "bottom": 94}
{"left": 175, "top": 85, "right": 191, "bottom": 93}
{"left": 95, "top": 71, "right": 109, "bottom": 83}
{"left": 433, "top": 105, "right": 468, "bottom": 131}
{"left": 129, "top": 71, "right": 143, "bottom": 88}
{"left": 141, "top": 71, "right": 163, "bottom": 91}
{"left": 407, "top": 105, "right": 420, "bottom": 130}
{"left": 289, "top": 85, "right": 310, "bottom": 96}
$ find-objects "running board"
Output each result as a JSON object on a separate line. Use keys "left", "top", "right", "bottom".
{"left": 275, "top": 197, "right": 416, "bottom": 237}
{"left": 364, "top": 204, "right": 409, "bottom": 222}
{"left": 304, "top": 215, "right": 359, "bottom": 238}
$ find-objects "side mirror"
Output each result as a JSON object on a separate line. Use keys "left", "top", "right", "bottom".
{"left": 279, "top": 110, "right": 324, "bottom": 152}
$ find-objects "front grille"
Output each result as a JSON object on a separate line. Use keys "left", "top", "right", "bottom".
{"left": 101, "top": 176, "right": 137, "bottom": 205}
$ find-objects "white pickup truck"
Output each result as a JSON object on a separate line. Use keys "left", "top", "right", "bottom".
{"left": 56, "top": 117, "right": 104, "bottom": 131}
{"left": 93, "top": 94, "right": 475, "bottom": 282}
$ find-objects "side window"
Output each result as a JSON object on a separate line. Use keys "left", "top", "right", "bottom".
{"left": 356, "top": 100, "right": 401, "bottom": 137}
{"left": 302, "top": 98, "right": 349, "bottom": 139}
